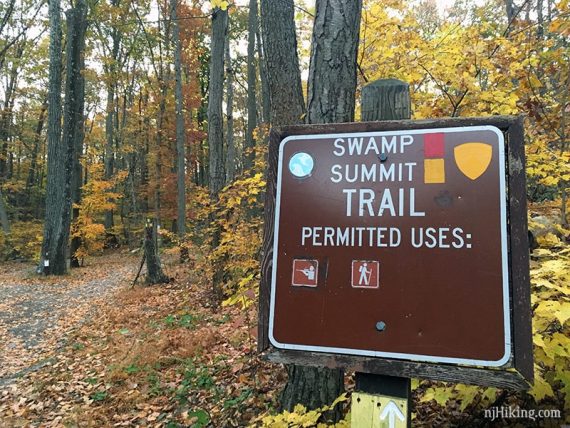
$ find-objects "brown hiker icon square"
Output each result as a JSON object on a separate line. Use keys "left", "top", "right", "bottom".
{"left": 351, "top": 260, "right": 379, "bottom": 288}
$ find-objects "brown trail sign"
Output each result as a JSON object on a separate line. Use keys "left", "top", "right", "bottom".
{"left": 259, "top": 116, "right": 533, "bottom": 391}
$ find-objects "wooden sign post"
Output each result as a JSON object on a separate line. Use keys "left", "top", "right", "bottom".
{"left": 258, "top": 79, "right": 533, "bottom": 423}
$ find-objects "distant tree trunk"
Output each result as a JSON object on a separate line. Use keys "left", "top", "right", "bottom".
{"left": 207, "top": 6, "right": 228, "bottom": 303}
{"left": 26, "top": 101, "right": 47, "bottom": 198}
{"left": 0, "top": 42, "right": 23, "bottom": 181}
{"left": 171, "top": 0, "right": 186, "bottom": 242}
{"left": 0, "top": 187, "right": 10, "bottom": 233}
{"left": 155, "top": 80, "right": 168, "bottom": 225}
{"left": 537, "top": 0, "right": 544, "bottom": 38}
{"left": 69, "top": 0, "right": 87, "bottom": 268}
{"left": 504, "top": 0, "right": 516, "bottom": 22}
{"left": 244, "top": 0, "right": 258, "bottom": 171}
{"left": 256, "top": 28, "right": 270, "bottom": 125}
{"left": 225, "top": 32, "right": 235, "bottom": 183}
{"left": 39, "top": 0, "right": 65, "bottom": 275}
{"left": 104, "top": 13, "right": 121, "bottom": 231}
{"left": 144, "top": 217, "right": 169, "bottom": 284}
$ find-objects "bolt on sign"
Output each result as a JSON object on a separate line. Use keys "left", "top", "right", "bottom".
{"left": 258, "top": 117, "right": 533, "bottom": 390}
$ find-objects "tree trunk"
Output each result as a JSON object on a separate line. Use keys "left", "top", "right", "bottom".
{"left": 26, "top": 101, "right": 47, "bottom": 197}
{"left": 244, "top": 0, "right": 258, "bottom": 171}
{"left": 260, "top": 0, "right": 305, "bottom": 126}
{"left": 225, "top": 31, "right": 235, "bottom": 183}
{"left": 69, "top": 0, "right": 87, "bottom": 268}
{"left": 0, "top": 187, "right": 10, "bottom": 233}
{"left": 144, "top": 217, "right": 169, "bottom": 284}
{"left": 504, "top": 0, "right": 516, "bottom": 22}
{"left": 104, "top": 17, "right": 121, "bottom": 231}
{"left": 207, "top": 6, "right": 228, "bottom": 303}
{"left": 306, "top": 0, "right": 362, "bottom": 124}
{"left": 537, "top": 0, "right": 544, "bottom": 38}
{"left": 0, "top": 42, "right": 23, "bottom": 181}
{"left": 171, "top": 0, "right": 186, "bottom": 239}
{"left": 39, "top": 0, "right": 66, "bottom": 275}
{"left": 256, "top": 27, "right": 270, "bottom": 125}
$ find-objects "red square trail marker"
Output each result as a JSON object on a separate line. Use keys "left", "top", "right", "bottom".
{"left": 423, "top": 132, "right": 445, "bottom": 157}
{"left": 292, "top": 259, "right": 318, "bottom": 287}
{"left": 351, "top": 260, "right": 379, "bottom": 288}
{"left": 258, "top": 117, "right": 533, "bottom": 390}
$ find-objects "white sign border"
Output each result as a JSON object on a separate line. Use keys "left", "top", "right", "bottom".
{"left": 268, "top": 126, "right": 511, "bottom": 368}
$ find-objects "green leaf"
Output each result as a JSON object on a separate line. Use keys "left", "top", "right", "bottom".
{"left": 187, "top": 409, "right": 209, "bottom": 427}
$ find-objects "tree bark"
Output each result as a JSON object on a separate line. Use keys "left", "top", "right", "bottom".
{"left": 104, "top": 2, "right": 121, "bottom": 231}
{"left": 225, "top": 31, "right": 235, "bottom": 183}
{"left": 260, "top": 0, "right": 305, "bottom": 126}
{"left": 504, "top": 0, "right": 516, "bottom": 22}
{"left": 0, "top": 187, "right": 10, "bottom": 233}
{"left": 0, "top": 41, "right": 23, "bottom": 181}
{"left": 256, "top": 27, "right": 270, "bottom": 125}
{"left": 208, "top": 7, "right": 228, "bottom": 303}
{"left": 26, "top": 101, "right": 47, "bottom": 197}
{"left": 306, "top": 0, "right": 362, "bottom": 124}
{"left": 69, "top": 0, "right": 87, "bottom": 268}
{"left": 144, "top": 217, "right": 169, "bottom": 284}
{"left": 171, "top": 0, "right": 186, "bottom": 239}
{"left": 39, "top": 0, "right": 65, "bottom": 275}
{"left": 243, "top": 0, "right": 258, "bottom": 171}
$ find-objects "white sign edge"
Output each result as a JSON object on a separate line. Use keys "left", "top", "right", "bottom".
{"left": 268, "top": 125, "right": 511, "bottom": 368}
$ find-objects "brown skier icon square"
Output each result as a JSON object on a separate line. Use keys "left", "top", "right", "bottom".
{"left": 351, "top": 260, "right": 379, "bottom": 289}
{"left": 292, "top": 259, "right": 318, "bottom": 287}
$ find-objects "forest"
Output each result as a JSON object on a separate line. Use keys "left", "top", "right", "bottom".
{"left": 0, "top": 0, "right": 569, "bottom": 426}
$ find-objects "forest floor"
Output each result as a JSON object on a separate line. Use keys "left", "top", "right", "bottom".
{"left": 0, "top": 251, "right": 284, "bottom": 427}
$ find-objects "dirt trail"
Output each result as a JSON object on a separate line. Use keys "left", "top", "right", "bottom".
{"left": 0, "top": 253, "right": 137, "bottom": 386}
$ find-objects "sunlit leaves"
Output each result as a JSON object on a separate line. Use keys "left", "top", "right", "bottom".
{"left": 210, "top": 0, "right": 230, "bottom": 11}
{"left": 257, "top": 394, "right": 349, "bottom": 427}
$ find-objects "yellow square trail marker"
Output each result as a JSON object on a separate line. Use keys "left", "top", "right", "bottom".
{"left": 351, "top": 392, "right": 408, "bottom": 428}
{"left": 424, "top": 158, "right": 445, "bottom": 183}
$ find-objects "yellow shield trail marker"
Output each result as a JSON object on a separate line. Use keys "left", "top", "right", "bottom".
{"left": 454, "top": 142, "right": 493, "bottom": 180}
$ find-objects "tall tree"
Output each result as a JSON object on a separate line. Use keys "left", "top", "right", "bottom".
{"left": 171, "top": 0, "right": 186, "bottom": 239}
{"left": 256, "top": 27, "right": 270, "bottom": 125}
{"left": 102, "top": 0, "right": 121, "bottom": 231}
{"left": 0, "top": 188, "right": 9, "bottom": 233}
{"left": 224, "top": 29, "right": 235, "bottom": 183}
{"left": 244, "top": 0, "right": 258, "bottom": 170}
{"left": 38, "top": 0, "right": 64, "bottom": 274}
{"left": 208, "top": 5, "right": 228, "bottom": 301}
{"left": 69, "top": 0, "right": 87, "bottom": 267}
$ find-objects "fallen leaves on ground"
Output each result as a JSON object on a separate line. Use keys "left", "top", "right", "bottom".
{"left": 0, "top": 253, "right": 286, "bottom": 427}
